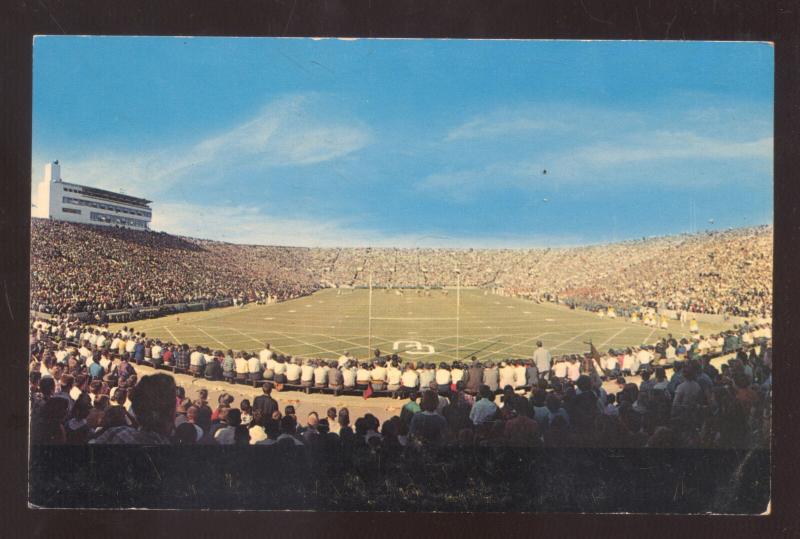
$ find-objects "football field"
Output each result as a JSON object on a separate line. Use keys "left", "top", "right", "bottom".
{"left": 111, "top": 289, "right": 732, "bottom": 362}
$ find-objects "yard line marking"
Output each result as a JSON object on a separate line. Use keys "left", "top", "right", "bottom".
{"left": 196, "top": 327, "right": 230, "bottom": 349}
{"left": 370, "top": 317, "right": 459, "bottom": 321}
{"left": 489, "top": 331, "right": 556, "bottom": 357}
{"left": 551, "top": 329, "right": 592, "bottom": 350}
{"left": 228, "top": 327, "right": 264, "bottom": 346}
{"left": 643, "top": 327, "right": 658, "bottom": 345}
{"left": 268, "top": 330, "right": 343, "bottom": 356}
{"left": 599, "top": 327, "right": 628, "bottom": 348}
{"left": 163, "top": 326, "right": 182, "bottom": 345}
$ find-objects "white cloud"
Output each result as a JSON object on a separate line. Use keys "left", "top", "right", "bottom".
{"left": 417, "top": 129, "right": 773, "bottom": 202}
{"left": 31, "top": 174, "right": 50, "bottom": 218}
{"left": 149, "top": 201, "right": 574, "bottom": 248}
{"left": 576, "top": 131, "right": 773, "bottom": 165}
{"left": 33, "top": 94, "right": 371, "bottom": 200}
{"left": 446, "top": 115, "right": 555, "bottom": 141}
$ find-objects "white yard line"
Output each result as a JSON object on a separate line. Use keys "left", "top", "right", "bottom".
{"left": 196, "top": 327, "right": 230, "bottom": 350}
{"left": 227, "top": 327, "right": 265, "bottom": 346}
{"left": 599, "top": 327, "right": 628, "bottom": 348}
{"left": 643, "top": 327, "right": 658, "bottom": 345}
{"left": 489, "top": 331, "right": 557, "bottom": 357}
{"left": 370, "top": 316, "right": 459, "bottom": 321}
{"left": 550, "top": 329, "right": 592, "bottom": 350}
{"left": 163, "top": 326, "right": 182, "bottom": 345}
{"left": 268, "top": 330, "right": 343, "bottom": 356}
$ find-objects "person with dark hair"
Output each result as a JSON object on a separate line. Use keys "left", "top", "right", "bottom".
{"left": 234, "top": 424, "right": 251, "bottom": 446}
{"left": 503, "top": 397, "right": 540, "bottom": 447}
{"left": 253, "top": 382, "right": 278, "bottom": 420}
{"left": 257, "top": 414, "right": 304, "bottom": 446}
{"left": 222, "top": 350, "right": 235, "bottom": 382}
{"left": 174, "top": 344, "right": 190, "bottom": 371}
{"left": 65, "top": 393, "right": 92, "bottom": 444}
{"left": 325, "top": 407, "right": 339, "bottom": 434}
{"left": 671, "top": 360, "right": 704, "bottom": 423}
{"left": 239, "top": 399, "right": 253, "bottom": 426}
{"left": 174, "top": 422, "right": 200, "bottom": 445}
{"left": 408, "top": 390, "right": 448, "bottom": 445}
{"left": 442, "top": 383, "right": 473, "bottom": 434}
{"left": 86, "top": 394, "right": 110, "bottom": 429}
{"left": 53, "top": 373, "right": 76, "bottom": 414}
{"left": 469, "top": 385, "right": 498, "bottom": 426}
{"left": 31, "top": 397, "right": 69, "bottom": 445}
{"left": 400, "top": 392, "right": 421, "bottom": 427}
{"left": 91, "top": 373, "right": 176, "bottom": 444}
{"left": 214, "top": 408, "right": 242, "bottom": 445}
{"left": 465, "top": 360, "right": 483, "bottom": 395}
{"left": 204, "top": 354, "right": 222, "bottom": 381}
{"left": 328, "top": 362, "right": 344, "bottom": 392}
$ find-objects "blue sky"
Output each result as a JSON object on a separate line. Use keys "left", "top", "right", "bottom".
{"left": 31, "top": 37, "right": 773, "bottom": 247}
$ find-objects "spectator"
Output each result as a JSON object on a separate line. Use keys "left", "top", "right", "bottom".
{"left": 91, "top": 373, "right": 176, "bottom": 444}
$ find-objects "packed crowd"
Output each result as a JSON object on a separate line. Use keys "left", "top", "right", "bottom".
{"left": 31, "top": 218, "right": 772, "bottom": 319}
{"left": 29, "top": 317, "right": 771, "bottom": 449}
{"left": 30, "top": 218, "right": 319, "bottom": 315}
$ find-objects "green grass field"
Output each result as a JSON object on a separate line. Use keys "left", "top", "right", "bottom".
{"left": 112, "top": 289, "right": 734, "bottom": 361}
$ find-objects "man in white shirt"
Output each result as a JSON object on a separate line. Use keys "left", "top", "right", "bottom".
{"left": 285, "top": 359, "right": 302, "bottom": 384}
{"left": 566, "top": 356, "right": 581, "bottom": 382}
{"left": 386, "top": 362, "right": 403, "bottom": 391}
{"left": 235, "top": 354, "right": 249, "bottom": 382}
{"left": 259, "top": 344, "right": 274, "bottom": 370}
{"left": 637, "top": 346, "right": 653, "bottom": 369}
{"left": 95, "top": 332, "right": 106, "bottom": 349}
{"left": 356, "top": 363, "right": 371, "bottom": 387}
{"left": 99, "top": 352, "right": 112, "bottom": 372}
{"left": 189, "top": 348, "right": 205, "bottom": 375}
{"left": 78, "top": 342, "right": 92, "bottom": 361}
{"left": 371, "top": 362, "right": 388, "bottom": 391}
{"left": 247, "top": 354, "right": 262, "bottom": 381}
{"left": 342, "top": 362, "right": 356, "bottom": 389}
{"left": 313, "top": 362, "right": 329, "bottom": 387}
{"left": 553, "top": 357, "right": 569, "bottom": 379}
{"left": 533, "top": 341, "right": 552, "bottom": 381}
{"left": 338, "top": 351, "right": 352, "bottom": 369}
{"left": 273, "top": 357, "right": 287, "bottom": 378}
{"left": 151, "top": 342, "right": 163, "bottom": 361}
{"left": 125, "top": 338, "right": 136, "bottom": 354}
{"left": 401, "top": 364, "right": 419, "bottom": 391}
{"left": 418, "top": 364, "right": 434, "bottom": 390}
{"left": 301, "top": 360, "right": 315, "bottom": 387}
{"left": 435, "top": 365, "right": 451, "bottom": 387}
{"left": 54, "top": 344, "right": 68, "bottom": 365}
{"left": 499, "top": 362, "right": 516, "bottom": 389}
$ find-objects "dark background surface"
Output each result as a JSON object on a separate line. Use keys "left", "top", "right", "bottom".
{"left": 2, "top": 0, "right": 799, "bottom": 535}
{"left": 29, "top": 445, "right": 770, "bottom": 513}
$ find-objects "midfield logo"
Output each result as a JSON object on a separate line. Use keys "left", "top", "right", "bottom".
{"left": 392, "top": 340, "right": 436, "bottom": 355}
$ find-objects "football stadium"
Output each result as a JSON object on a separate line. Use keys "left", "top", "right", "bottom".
{"left": 29, "top": 217, "right": 774, "bottom": 511}
{"left": 27, "top": 38, "right": 773, "bottom": 513}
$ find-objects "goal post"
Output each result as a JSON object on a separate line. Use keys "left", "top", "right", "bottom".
{"left": 366, "top": 270, "right": 462, "bottom": 360}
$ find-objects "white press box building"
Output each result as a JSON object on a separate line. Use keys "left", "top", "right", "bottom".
{"left": 43, "top": 161, "right": 153, "bottom": 230}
